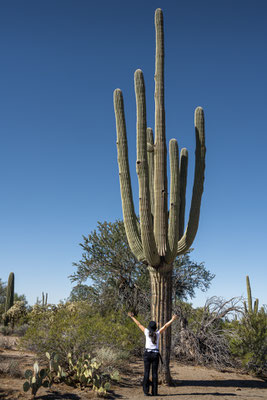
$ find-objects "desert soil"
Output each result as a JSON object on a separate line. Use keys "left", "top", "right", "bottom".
{"left": 0, "top": 334, "right": 266, "bottom": 400}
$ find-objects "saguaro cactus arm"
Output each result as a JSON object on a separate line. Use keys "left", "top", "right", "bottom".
{"left": 135, "top": 70, "right": 160, "bottom": 266}
{"left": 177, "top": 107, "right": 206, "bottom": 254}
{"left": 179, "top": 148, "right": 188, "bottom": 240}
{"left": 154, "top": 8, "right": 168, "bottom": 256}
{"left": 114, "top": 89, "right": 144, "bottom": 262}
{"left": 254, "top": 298, "right": 259, "bottom": 314}
{"left": 166, "top": 139, "right": 180, "bottom": 264}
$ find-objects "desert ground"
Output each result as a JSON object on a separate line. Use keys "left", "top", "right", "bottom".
{"left": 0, "top": 334, "right": 266, "bottom": 400}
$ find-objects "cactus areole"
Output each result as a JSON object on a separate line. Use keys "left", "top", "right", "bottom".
{"left": 113, "top": 9, "right": 206, "bottom": 383}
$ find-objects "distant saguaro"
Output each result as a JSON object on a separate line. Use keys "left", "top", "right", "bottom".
{"left": 4, "top": 272, "right": 15, "bottom": 326}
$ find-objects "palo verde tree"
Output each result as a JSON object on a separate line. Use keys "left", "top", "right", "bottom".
{"left": 113, "top": 9, "right": 206, "bottom": 382}
{"left": 70, "top": 220, "right": 213, "bottom": 315}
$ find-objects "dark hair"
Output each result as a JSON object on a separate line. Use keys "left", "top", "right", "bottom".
{"left": 148, "top": 321, "right": 157, "bottom": 345}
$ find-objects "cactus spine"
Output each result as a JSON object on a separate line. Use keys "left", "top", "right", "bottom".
{"left": 114, "top": 9, "right": 206, "bottom": 382}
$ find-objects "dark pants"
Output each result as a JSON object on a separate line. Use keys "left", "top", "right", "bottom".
{"left": 143, "top": 350, "right": 159, "bottom": 395}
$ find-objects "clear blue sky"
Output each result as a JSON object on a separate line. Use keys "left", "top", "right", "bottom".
{"left": 0, "top": 0, "right": 266, "bottom": 308}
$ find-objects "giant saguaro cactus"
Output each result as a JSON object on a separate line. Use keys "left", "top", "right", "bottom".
{"left": 114, "top": 9, "right": 206, "bottom": 382}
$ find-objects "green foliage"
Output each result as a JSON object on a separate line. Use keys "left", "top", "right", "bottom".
{"left": 21, "top": 301, "right": 144, "bottom": 361}
{"left": 0, "top": 325, "right": 13, "bottom": 336}
{"left": 12, "top": 323, "right": 29, "bottom": 337}
{"left": 2, "top": 301, "right": 27, "bottom": 328}
{"left": 228, "top": 305, "right": 267, "bottom": 377}
{"left": 69, "top": 220, "right": 214, "bottom": 315}
{"left": 173, "top": 251, "right": 214, "bottom": 301}
{"left": 69, "top": 220, "right": 150, "bottom": 315}
{"left": 23, "top": 361, "right": 49, "bottom": 397}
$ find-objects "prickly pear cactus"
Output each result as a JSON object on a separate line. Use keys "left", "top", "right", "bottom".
{"left": 23, "top": 361, "right": 49, "bottom": 397}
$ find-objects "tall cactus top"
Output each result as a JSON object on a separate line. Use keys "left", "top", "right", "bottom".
{"left": 114, "top": 8, "right": 206, "bottom": 267}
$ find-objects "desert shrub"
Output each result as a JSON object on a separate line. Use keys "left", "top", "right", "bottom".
{"left": 20, "top": 301, "right": 144, "bottom": 366}
{"left": 2, "top": 301, "right": 27, "bottom": 328}
{"left": 228, "top": 305, "right": 267, "bottom": 377}
{"left": 6, "top": 360, "right": 22, "bottom": 378}
{"left": 0, "top": 357, "right": 22, "bottom": 378}
{"left": 0, "top": 336, "right": 12, "bottom": 349}
{"left": 172, "top": 297, "right": 241, "bottom": 370}
{"left": 13, "top": 323, "right": 29, "bottom": 337}
{"left": 0, "top": 325, "right": 13, "bottom": 336}
{"left": 94, "top": 346, "right": 128, "bottom": 372}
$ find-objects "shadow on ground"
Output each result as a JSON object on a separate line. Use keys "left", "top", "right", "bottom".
{"left": 34, "top": 391, "right": 81, "bottom": 399}
{"left": 0, "top": 389, "right": 8, "bottom": 398}
{"left": 175, "top": 379, "right": 267, "bottom": 389}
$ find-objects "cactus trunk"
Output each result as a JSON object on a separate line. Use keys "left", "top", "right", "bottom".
{"left": 149, "top": 264, "right": 172, "bottom": 382}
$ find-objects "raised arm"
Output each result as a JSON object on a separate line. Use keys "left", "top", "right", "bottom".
{"left": 127, "top": 312, "right": 146, "bottom": 333}
{"left": 158, "top": 314, "right": 178, "bottom": 334}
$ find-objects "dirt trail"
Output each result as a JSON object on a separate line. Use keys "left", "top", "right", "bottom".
{"left": 116, "top": 360, "right": 267, "bottom": 399}
{"left": 0, "top": 335, "right": 266, "bottom": 400}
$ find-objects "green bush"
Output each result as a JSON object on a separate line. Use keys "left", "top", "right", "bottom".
{"left": 228, "top": 306, "right": 267, "bottom": 377}
{"left": 0, "top": 325, "right": 13, "bottom": 336}
{"left": 13, "top": 323, "right": 29, "bottom": 337}
{"left": 20, "top": 301, "right": 144, "bottom": 367}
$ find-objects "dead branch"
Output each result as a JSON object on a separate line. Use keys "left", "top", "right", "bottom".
{"left": 172, "top": 297, "right": 243, "bottom": 370}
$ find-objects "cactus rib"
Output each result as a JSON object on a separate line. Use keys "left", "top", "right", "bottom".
{"left": 166, "top": 139, "right": 180, "bottom": 264}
